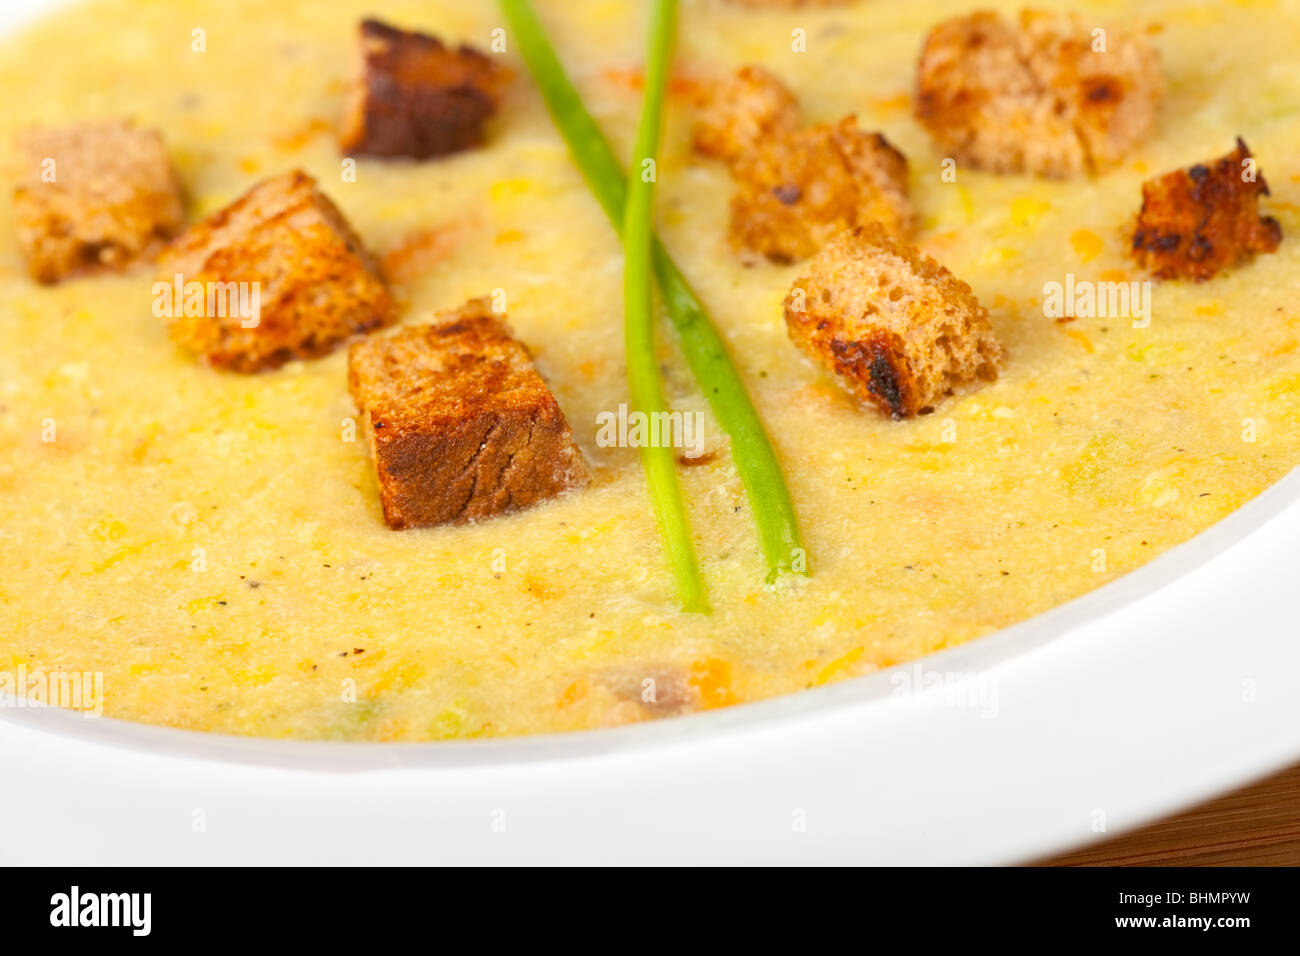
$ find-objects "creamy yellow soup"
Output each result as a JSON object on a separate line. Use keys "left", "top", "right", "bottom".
{"left": 2, "top": 0, "right": 1299, "bottom": 741}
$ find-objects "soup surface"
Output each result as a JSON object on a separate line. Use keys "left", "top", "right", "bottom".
{"left": 2, "top": 0, "right": 1299, "bottom": 740}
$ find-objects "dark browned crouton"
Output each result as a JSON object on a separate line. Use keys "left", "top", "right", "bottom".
{"left": 347, "top": 298, "right": 590, "bottom": 529}
{"left": 13, "top": 121, "right": 183, "bottom": 283}
{"left": 1131, "top": 138, "right": 1282, "bottom": 281}
{"left": 916, "top": 10, "right": 1163, "bottom": 178}
{"left": 784, "top": 224, "right": 1002, "bottom": 418}
{"left": 340, "top": 19, "right": 509, "bottom": 159}
{"left": 730, "top": 117, "right": 915, "bottom": 263}
{"left": 159, "top": 170, "right": 393, "bottom": 372}
{"left": 693, "top": 65, "right": 802, "bottom": 166}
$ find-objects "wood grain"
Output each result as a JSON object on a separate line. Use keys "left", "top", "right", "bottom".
{"left": 1038, "top": 762, "right": 1300, "bottom": 866}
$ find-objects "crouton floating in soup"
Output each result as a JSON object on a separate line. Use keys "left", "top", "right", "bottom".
{"left": 915, "top": 9, "right": 1163, "bottom": 178}
{"left": 730, "top": 117, "right": 915, "bottom": 262}
{"left": 13, "top": 121, "right": 183, "bottom": 283}
{"left": 693, "top": 65, "right": 803, "bottom": 167}
{"left": 340, "top": 19, "right": 509, "bottom": 159}
{"left": 1131, "top": 138, "right": 1282, "bottom": 281}
{"left": 347, "top": 298, "right": 590, "bottom": 529}
{"left": 158, "top": 169, "right": 393, "bottom": 372}
{"left": 784, "top": 224, "right": 1002, "bottom": 418}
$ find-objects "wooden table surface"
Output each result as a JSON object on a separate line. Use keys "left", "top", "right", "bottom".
{"left": 1038, "top": 762, "right": 1300, "bottom": 866}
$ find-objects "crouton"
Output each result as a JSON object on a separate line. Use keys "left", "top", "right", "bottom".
{"left": 730, "top": 116, "right": 915, "bottom": 263}
{"left": 340, "top": 18, "right": 509, "bottom": 159}
{"left": 693, "top": 65, "right": 802, "bottom": 166}
{"left": 1131, "top": 137, "right": 1282, "bottom": 281}
{"left": 784, "top": 224, "right": 1002, "bottom": 418}
{"left": 915, "top": 10, "right": 1163, "bottom": 178}
{"left": 159, "top": 170, "right": 393, "bottom": 372}
{"left": 347, "top": 298, "right": 590, "bottom": 529}
{"left": 12, "top": 121, "right": 183, "bottom": 284}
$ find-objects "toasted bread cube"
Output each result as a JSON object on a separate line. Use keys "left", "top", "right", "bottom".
{"left": 347, "top": 298, "right": 590, "bottom": 529}
{"left": 12, "top": 122, "right": 183, "bottom": 284}
{"left": 784, "top": 224, "right": 1002, "bottom": 418}
{"left": 729, "top": 117, "right": 915, "bottom": 263}
{"left": 340, "top": 19, "right": 509, "bottom": 159}
{"left": 1131, "top": 138, "right": 1282, "bottom": 281}
{"left": 916, "top": 10, "right": 1163, "bottom": 178}
{"left": 693, "top": 65, "right": 802, "bottom": 166}
{"left": 159, "top": 170, "right": 393, "bottom": 372}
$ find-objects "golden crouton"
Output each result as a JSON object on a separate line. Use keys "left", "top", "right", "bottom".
{"left": 160, "top": 170, "right": 393, "bottom": 372}
{"left": 916, "top": 10, "right": 1163, "bottom": 178}
{"left": 340, "top": 19, "right": 510, "bottom": 159}
{"left": 13, "top": 121, "right": 183, "bottom": 284}
{"left": 1131, "top": 138, "right": 1282, "bottom": 281}
{"left": 693, "top": 65, "right": 802, "bottom": 166}
{"left": 784, "top": 224, "right": 1002, "bottom": 418}
{"left": 730, "top": 117, "right": 915, "bottom": 263}
{"left": 347, "top": 298, "right": 590, "bottom": 529}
